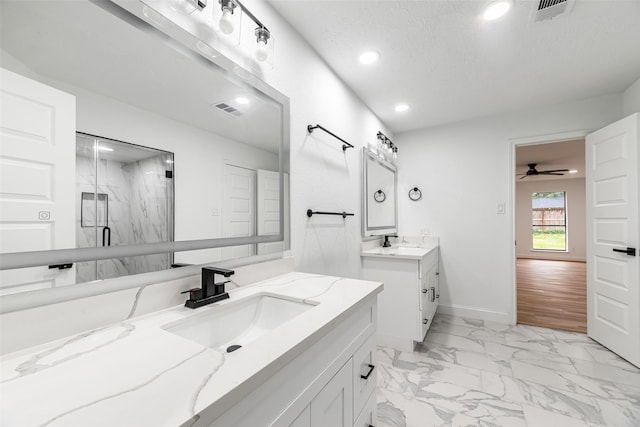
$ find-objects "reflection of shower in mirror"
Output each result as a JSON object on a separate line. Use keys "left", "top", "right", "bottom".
{"left": 75, "top": 133, "right": 175, "bottom": 283}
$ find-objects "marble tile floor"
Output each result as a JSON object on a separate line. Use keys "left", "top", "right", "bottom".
{"left": 376, "top": 313, "right": 640, "bottom": 427}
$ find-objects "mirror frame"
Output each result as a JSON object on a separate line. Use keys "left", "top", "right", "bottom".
{"left": 362, "top": 148, "right": 398, "bottom": 236}
{"left": 0, "top": 1, "right": 289, "bottom": 271}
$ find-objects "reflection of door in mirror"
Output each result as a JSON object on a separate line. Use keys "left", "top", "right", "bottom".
{"left": 222, "top": 164, "right": 257, "bottom": 261}
{"left": 219, "top": 165, "right": 285, "bottom": 260}
{"left": 75, "top": 133, "right": 175, "bottom": 283}
{"left": 0, "top": 68, "right": 76, "bottom": 295}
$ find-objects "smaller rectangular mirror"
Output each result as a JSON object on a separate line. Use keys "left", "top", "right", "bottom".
{"left": 362, "top": 149, "right": 397, "bottom": 236}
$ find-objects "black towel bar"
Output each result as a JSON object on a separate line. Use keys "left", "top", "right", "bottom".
{"left": 307, "top": 124, "right": 354, "bottom": 151}
{"left": 306, "top": 209, "right": 354, "bottom": 219}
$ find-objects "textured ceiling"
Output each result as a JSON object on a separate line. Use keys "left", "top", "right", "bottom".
{"left": 268, "top": 0, "right": 640, "bottom": 133}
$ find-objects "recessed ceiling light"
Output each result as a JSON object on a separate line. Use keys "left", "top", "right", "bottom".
{"left": 395, "top": 104, "right": 409, "bottom": 113}
{"left": 483, "top": 0, "right": 512, "bottom": 21}
{"left": 358, "top": 50, "right": 380, "bottom": 65}
{"left": 569, "top": 169, "right": 578, "bottom": 174}
{"left": 235, "top": 96, "right": 250, "bottom": 105}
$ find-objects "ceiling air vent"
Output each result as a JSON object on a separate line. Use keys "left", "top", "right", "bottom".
{"left": 213, "top": 102, "right": 243, "bottom": 117}
{"left": 532, "top": 0, "right": 575, "bottom": 22}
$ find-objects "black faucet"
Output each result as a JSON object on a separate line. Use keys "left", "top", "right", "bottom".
{"left": 382, "top": 234, "right": 397, "bottom": 247}
{"left": 182, "top": 266, "right": 235, "bottom": 309}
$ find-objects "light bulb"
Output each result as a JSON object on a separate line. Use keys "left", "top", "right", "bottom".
{"left": 255, "top": 39, "right": 269, "bottom": 62}
{"left": 219, "top": 8, "right": 234, "bottom": 34}
{"left": 392, "top": 151, "right": 398, "bottom": 160}
{"left": 483, "top": 0, "right": 512, "bottom": 21}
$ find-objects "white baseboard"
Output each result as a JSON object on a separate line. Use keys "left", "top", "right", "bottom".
{"left": 438, "top": 304, "right": 512, "bottom": 325}
{"left": 517, "top": 253, "right": 586, "bottom": 262}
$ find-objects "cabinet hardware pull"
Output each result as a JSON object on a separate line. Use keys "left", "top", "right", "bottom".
{"left": 48, "top": 263, "right": 73, "bottom": 270}
{"left": 360, "top": 364, "right": 375, "bottom": 380}
{"left": 613, "top": 247, "right": 636, "bottom": 256}
{"left": 436, "top": 294, "right": 440, "bottom": 299}
{"left": 423, "top": 318, "right": 428, "bottom": 324}
{"left": 431, "top": 286, "right": 436, "bottom": 302}
{"left": 422, "top": 289, "right": 428, "bottom": 293}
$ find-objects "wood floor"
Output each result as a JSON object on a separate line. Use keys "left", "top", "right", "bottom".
{"left": 516, "top": 258, "right": 587, "bottom": 333}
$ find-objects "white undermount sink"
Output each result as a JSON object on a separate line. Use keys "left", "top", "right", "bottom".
{"left": 163, "top": 293, "right": 317, "bottom": 352}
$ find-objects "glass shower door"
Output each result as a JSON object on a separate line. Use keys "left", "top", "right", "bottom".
{"left": 75, "top": 133, "right": 174, "bottom": 282}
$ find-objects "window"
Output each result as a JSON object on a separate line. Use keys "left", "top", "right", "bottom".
{"left": 531, "top": 192, "right": 566, "bottom": 251}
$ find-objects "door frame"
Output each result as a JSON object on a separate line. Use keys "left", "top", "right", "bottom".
{"left": 508, "top": 130, "right": 589, "bottom": 325}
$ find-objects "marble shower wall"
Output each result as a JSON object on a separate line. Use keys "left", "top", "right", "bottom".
{"left": 75, "top": 152, "right": 172, "bottom": 283}
{"left": 122, "top": 154, "right": 172, "bottom": 274}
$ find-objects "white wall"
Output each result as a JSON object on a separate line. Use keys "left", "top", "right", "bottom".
{"left": 245, "top": 0, "right": 391, "bottom": 278}
{"left": 623, "top": 76, "right": 640, "bottom": 116}
{"left": 396, "top": 94, "right": 623, "bottom": 323}
{"left": 515, "top": 178, "right": 586, "bottom": 262}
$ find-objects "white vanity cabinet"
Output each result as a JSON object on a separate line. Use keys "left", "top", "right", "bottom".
{"left": 361, "top": 245, "right": 439, "bottom": 352}
{"left": 206, "top": 298, "right": 378, "bottom": 427}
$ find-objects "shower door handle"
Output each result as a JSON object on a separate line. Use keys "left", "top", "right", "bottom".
{"left": 102, "top": 226, "right": 111, "bottom": 247}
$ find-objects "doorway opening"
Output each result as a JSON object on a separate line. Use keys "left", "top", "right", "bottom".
{"left": 513, "top": 137, "right": 587, "bottom": 333}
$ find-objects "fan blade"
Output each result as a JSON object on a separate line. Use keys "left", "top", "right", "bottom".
{"left": 539, "top": 172, "right": 564, "bottom": 175}
{"left": 540, "top": 169, "right": 569, "bottom": 173}
{"left": 520, "top": 175, "right": 528, "bottom": 180}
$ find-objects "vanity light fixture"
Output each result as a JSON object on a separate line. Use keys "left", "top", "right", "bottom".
{"left": 359, "top": 50, "right": 380, "bottom": 65}
{"left": 217, "top": 0, "right": 272, "bottom": 62}
{"left": 169, "top": 0, "right": 207, "bottom": 15}
{"left": 483, "top": 0, "right": 513, "bottom": 21}
{"left": 376, "top": 131, "right": 398, "bottom": 162}
{"left": 394, "top": 103, "right": 409, "bottom": 113}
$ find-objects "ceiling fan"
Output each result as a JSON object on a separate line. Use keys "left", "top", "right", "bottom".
{"left": 518, "top": 163, "right": 569, "bottom": 179}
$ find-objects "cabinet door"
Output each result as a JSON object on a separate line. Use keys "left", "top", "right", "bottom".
{"left": 353, "top": 391, "right": 377, "bottom": 427}
{"left": 289, "top": 406, "right": 311, "bottom": 427}
{"left": 353, "top": 333, "right": 377, "bottom": 421}
{"left": 310, "top": 360, "right": 353, "bottom": 427}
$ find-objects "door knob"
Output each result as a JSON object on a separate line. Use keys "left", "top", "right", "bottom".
{"left": 613, "top": 247, "right": 636, "bottom": 256}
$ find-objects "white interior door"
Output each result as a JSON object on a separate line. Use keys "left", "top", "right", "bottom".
{"left": 586, "top": 112, "right": 639, "bottom": 367}
{"left": 0, "top": 68, "right": 76, "bottom": 294}
{"left": 257, "top": 169, "right": 283, "bottom": 255}
{"left": 222, "top": 164, "right": 256, "bottom": 259}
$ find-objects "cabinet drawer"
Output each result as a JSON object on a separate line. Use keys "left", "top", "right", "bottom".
{"left": 353, "top": 390, "right": 376, "bottom": 427}
{"left": 352, "top": 332, "right": 377, "bottom": 422}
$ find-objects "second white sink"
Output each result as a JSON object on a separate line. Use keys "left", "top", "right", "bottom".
{"left": 163, "top": 293, "right": 317, "bottom": 352}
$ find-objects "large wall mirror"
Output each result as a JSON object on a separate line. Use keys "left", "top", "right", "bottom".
{"left": 0, "top": 1, "right": 289, "bottom": 300}
{"left": 362, "top": 149, "right": 397, "bottom": 236}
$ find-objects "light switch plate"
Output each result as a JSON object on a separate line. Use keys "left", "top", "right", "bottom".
{"left": 497, "top": 203, "right": 505, "bottom": 214}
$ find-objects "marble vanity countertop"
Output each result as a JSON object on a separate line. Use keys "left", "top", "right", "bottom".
{"left": 361, "top": 242, "right": 438, "bottom": 260}
{"left": 0, "top": 272, "right": 382, "bottom": 427}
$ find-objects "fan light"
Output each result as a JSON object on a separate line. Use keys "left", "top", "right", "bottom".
{"left": 569, "top": 169, "right": 578, "bottom": 174}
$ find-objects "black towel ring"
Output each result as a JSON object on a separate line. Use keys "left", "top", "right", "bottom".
{"left": 374, "top": 189, "right": 386, "bottom": 203}
{"left": 408, "top": 187, "right": 422, "bottom": 201}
